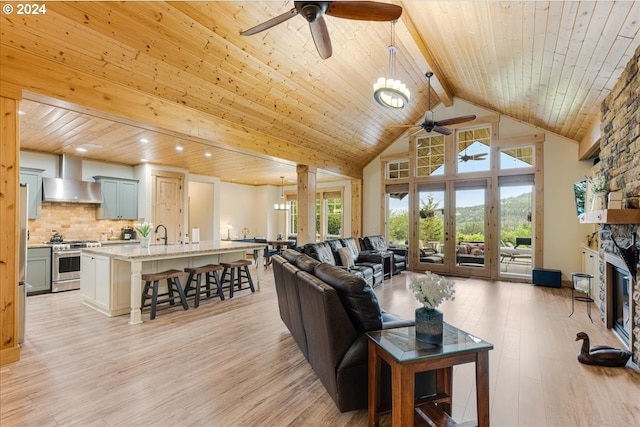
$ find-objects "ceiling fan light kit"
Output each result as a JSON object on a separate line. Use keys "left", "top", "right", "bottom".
{"left": 373, "top": 21, "right": 410, "bottom": 109}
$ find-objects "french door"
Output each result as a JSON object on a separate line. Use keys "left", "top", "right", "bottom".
{"left": 414, "top": 179, "right": 490, "bottom": 277}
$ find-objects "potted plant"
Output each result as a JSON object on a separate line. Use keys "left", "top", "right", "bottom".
{"left": 135, "top": 222, "right": 153, "bottom": 248}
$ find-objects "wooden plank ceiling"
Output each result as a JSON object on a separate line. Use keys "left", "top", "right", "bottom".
{"left": 5, "top": 1, "right": 639, "bottom": 186}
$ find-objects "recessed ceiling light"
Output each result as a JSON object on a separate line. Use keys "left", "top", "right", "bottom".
{"left": 18, "top": 110, "right": 25, "bottom": 115}
{"left": 76, "top": 147, "right": 87, "bottom": 153}
{"left": 176, "top": 146, "right": 183, "bottom": 152}
{"left": 141, "top": 158, "right": 148, "bottom": 163}
{"left": 205, "top": 152, "right": 212, "bottom": 157}
{"left": 140, "top": 138, "right": 148, "bottom": 143}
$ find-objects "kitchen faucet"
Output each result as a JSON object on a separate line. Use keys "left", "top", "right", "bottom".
{"left": 155, "top": 224, "right": 168, "bottom": 245}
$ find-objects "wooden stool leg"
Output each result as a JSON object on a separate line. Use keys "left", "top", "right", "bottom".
{"left": 193, "top": 273, "right": 202, "bottom": 308}
{"left": 208, "top": 270, "right": 224, "bottom": 300}
{"left": 202, "top": 272, "right": 212, "bottom": 299}
{"left": 172, "top": 277, "right": 189, "bottom": 310}
{"left": 229, "top": 268, "right": 236, "bottom": 298}
{"left": 141, "top": 280, "right": 151, "bottom": 310}
{"left": 167, "top": 278, "right": 176, "bottom": 306}
{"left": 242, "top": 266, "right": 255, "bottom": 292}
{"left": 184, "top": 272, "right": 196, "bottom": 296}
{"left": 150, "top": 280, "right": 160, "bottom": 320}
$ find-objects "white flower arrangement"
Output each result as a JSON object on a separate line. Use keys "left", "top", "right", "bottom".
{"left": 409, "top": 272, "right": 455, "bottom": 309}
{"left": 135, "top": 222, "right": 153, "bottom": 238}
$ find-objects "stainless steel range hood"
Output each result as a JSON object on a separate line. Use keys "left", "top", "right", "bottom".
{"left": 42, "top": 155, "right": 102, "bottom": 203}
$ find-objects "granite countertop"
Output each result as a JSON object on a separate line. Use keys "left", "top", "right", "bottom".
{"left": 81, "top": 240, "right": 265, "bottom": 261}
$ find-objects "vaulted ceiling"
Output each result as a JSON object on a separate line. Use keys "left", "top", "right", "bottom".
{"left": 3, "top": 1, "right": 639, "bottom": 185}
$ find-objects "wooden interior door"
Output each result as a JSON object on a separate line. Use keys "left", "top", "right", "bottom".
{"left": 152, "top": 171, "right": 184, "bottom": 244}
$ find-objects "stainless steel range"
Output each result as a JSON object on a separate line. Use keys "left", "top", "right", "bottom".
{"left": 50, "top": 240, "right": 102, "bottom": 292}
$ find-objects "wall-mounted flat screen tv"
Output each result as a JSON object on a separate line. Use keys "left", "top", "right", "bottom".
{"left": 574, "top": 180, "right": 587, "bottom": 216}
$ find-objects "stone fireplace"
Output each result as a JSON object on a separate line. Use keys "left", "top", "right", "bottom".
{"left": 596, "top": 45, "right": 639, "bottom": 365}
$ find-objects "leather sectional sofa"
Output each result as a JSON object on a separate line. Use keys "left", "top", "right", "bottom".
{"left": 272, "top": 249, "right": 435, "bottom": 412}
{"left": 302, "top": 239, "right": 384, "bottom": 288}
{"left": 360, "top": 235, "right": 407, "bottom": 275}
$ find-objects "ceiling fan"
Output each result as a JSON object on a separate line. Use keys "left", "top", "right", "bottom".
{"left": 393, "top": 72, "right": 477, "bottom": 135}
{"left": 240, "top": 1, "right": 402, "bottom": 59}
{"left": 459, "top": 130, "right": 487, "bottom": 162}
{"left": 459, "top": 149, "right": 488, "bottom": 162}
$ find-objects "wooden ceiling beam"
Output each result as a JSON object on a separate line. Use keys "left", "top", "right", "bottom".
{"left": 399, "top": 7, "right": 454, "bottom": 107}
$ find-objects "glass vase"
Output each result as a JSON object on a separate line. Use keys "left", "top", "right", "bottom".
{"left": 415, "top": 307, "right": 443, "bottom": 344}
{"left": 140, "top": 236, "right": 151, "bottom": 248}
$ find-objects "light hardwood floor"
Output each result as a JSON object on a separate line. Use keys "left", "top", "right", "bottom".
{"left": 2, "top": 267, "right": 638, "bottom": 427}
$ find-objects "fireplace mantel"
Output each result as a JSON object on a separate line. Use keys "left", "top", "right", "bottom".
{"left": 579, "top": 209, "right": 640, "bottom": 224}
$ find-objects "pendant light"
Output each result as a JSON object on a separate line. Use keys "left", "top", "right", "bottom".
{"left": 373, "top": 20, "right": 410, "bottom": 109}
{"left": 274, "top": 176, "right": 290, "bottom": 210}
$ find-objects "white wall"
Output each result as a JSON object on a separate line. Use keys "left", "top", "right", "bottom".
{"left": 363, "top": 98, "right": 595, "bottom": 276}
{"left": 219, "top": 182, "right": 265, "bottom": 239}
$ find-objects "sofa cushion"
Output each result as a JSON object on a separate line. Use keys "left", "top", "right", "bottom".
{"left": 294, "top": 252, "right": 321, "bottom": 273}
{"left": 314, "top": 263, "right": 383, "bottom": 331}
{"left": 363, "top": 235, "right": 388, "bottom": 251}
{"left": 303, "top": 242, "right": 337, "bottom": 266}
{"left": 337, "top": 247, "right": 355, "bottom": 268}
{"left": 281, "top": 248, "right": 301, "bottom": 263}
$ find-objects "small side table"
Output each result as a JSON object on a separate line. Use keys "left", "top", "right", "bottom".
{"left": 570, "top": 272, "right": 594, "bottom": 322}
{"left": 366, "top": 324, "right": 493, "bottom": 427}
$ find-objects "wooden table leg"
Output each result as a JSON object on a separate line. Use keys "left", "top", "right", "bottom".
{"left": 368, "top": 340, "right": 380, "bottom": 427}
{"left": 392, "top": 362, "right": 414, "bottom": 427}
{"left": 436, "top": 366, "right": 453, "bottom": 415}
{"left": 476, "top": 350, "right": 490, "bottom": 427}
{"left": 256, "top": 252, "right": 263, "bottom": 290}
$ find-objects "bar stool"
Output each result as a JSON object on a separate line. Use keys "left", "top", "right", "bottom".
{"left": 570, "top": 272, "right": 594, "bottom": 322}
{"left": 220, "top": 259, "right": 255, "bottom": 298}
{"left": 141, "top": 269, "right": 189, "bottom": 320}
{"left": 183, "top": 264, "right": 224, "bottom": 308}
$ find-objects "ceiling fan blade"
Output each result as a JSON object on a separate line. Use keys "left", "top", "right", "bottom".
{"left": 309, "top": 16, "right": 332, "bottom": 59}
{"left": 435, "top": 115, "right": 477, "bottom": 127}
{"left": 326, "top": 1, "right": 402, "bottom": 21}
{"left": 240, "top": 8, "right": 298, "bottom": 36}
{"left": 389, "top": 124, "right": 421, "bottom": 128}
{"left": 409, "top": 128, "right": 425, "bottom": 137}
{"left": 433, "top": 126, "right": 452, "bottom": 136}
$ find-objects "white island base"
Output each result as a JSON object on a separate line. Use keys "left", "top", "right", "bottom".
{"left": 80, "top": 241, "right": 265, "bottom": 324}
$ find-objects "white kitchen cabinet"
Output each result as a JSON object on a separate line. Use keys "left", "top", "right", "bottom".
{"left": 80, "top": 253, "right": 111, "bottom": 314}
{"left": 94, "top": 176, "right": 139, "bottom": 220}
{"left": 581, "top": 247, "right": 600, "bottom": 307}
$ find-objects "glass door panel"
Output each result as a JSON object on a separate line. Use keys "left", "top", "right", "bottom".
{"left": 454, "top": 186, "right": 489, "bottom": 276}
{"left": 387, "top": 193, "right": 409, "bottom": 247}
{"left": 417, "top": 189, "right": 446, "bottom": 270}
{"left": 499, "top": 183, "right": 533, "bottom": 277}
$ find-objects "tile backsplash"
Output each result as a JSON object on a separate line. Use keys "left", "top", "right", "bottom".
{"left": 29, "top": 202, "right": 136, "bottom": 243}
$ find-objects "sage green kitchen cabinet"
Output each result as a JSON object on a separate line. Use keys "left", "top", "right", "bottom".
{"left": 94, "top": 176, "right": 139, "bottom": 220}
{"left": 27, "top": 247, "right": 51, "bottom": 295}
{"left": 20, "top": 168, "right": 44, "bottom": 219}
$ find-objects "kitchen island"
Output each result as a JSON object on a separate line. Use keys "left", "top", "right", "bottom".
{"left": 80, "top": 240, "right": 265, "bottom": 324}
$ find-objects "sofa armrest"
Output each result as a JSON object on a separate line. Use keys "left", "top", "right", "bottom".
{"left": 381, "top": 311, "right": 414, "bottom": 329}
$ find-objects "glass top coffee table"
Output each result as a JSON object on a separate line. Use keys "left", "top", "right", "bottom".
{"left": 366, "top": 323, "right": 493, "bottom": 427}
